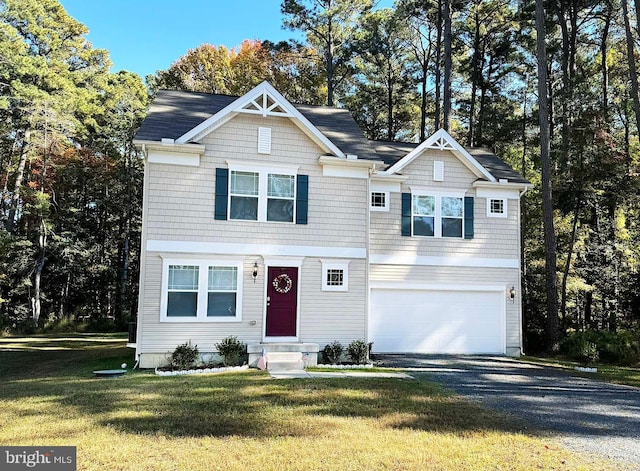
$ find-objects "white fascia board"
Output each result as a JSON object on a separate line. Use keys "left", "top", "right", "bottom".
{"left": 382, "top": 129, "right": 496, "bottom": 182}
{"left": 175, "top": 81, "right": 346, "bottom": 158}
{"left": 147, "top": 240, "right": 367, "bottom": 259}
{"left": 370, "top": 254, "right": 519, "bottom": 269}
{"left": 322, "top": 165, "right": 369, "bottom": 178}
{"left": 147, "top": 150, "right": 200, "bottom": 167}
{"left": 134, "top": 140, "right": 205, "bottom": 155}
{"left": 318, "top": 155, "right": 377, "bottom": 178}
{"left": 370, "top": 179, "right": 401, "bottom": 193}
{"left": 226, "top": 159, "right": 299, "bottom": 174}
{"left": 318, "top": 155, "right": 378, "bottom": 168}
{"left": 473, "top": 180, "right": 532, "bottom": 198}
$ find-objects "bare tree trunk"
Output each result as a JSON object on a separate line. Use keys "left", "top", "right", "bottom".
{"left": 434, "top": 0, "right": 443, "bottom": 130}
{"left": 32, "top": 218, "right": 47, "bottom": 323}
{"left": 387, "top": 64, "right": 393, "bottom": 140}
{"left": 535, "top": 0, "right": 560, "bottom": 352}
{"left": 623, "top": 0, "right": 640, "bottom": 135}
{"left": 6, "top": 130, "right": 30, "bottom": 234}
{"left": 468, "top": 4, "right": 481, "bottom": 146}
{"left": 442, "top": 0, "right": 452, "bottom": 131}
{"left": 326, "top": 17, "right": 335, "bottom": 107}
{"left": 601, "top": 1, "right": 611, "bottom": 118}
{"left": 560, "top": 193, "right": 581, "bottom": 329}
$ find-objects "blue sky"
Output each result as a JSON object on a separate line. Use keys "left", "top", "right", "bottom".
{"left": 60, "top": 0, "right": 393, "bottom": 80}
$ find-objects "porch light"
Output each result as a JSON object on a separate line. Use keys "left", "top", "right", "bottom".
{"left": 252, "top": 262, "right": 259, "bottom": 282}
{"left": 509, "top": 286, "right": 516, "bottom": 302}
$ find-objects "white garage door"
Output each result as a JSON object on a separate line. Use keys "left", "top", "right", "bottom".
{"left": 369, "top": 288, "right": 505, "bottom": 354}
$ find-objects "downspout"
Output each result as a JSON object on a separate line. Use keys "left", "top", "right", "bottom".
{"left": 134, "top": 144, "right": 150, "bottom": 366}
{"left": 365, "top": 164, "right": 375, "bottom": 354}
{"left": 517, "top": 185, "right": 529, "bottom": 356}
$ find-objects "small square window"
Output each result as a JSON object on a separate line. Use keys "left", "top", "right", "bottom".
{"left": 370, "top": 191, "right": 389, "bottom": 211}
{"left": 326, "top": 269, "right": 344, "bottom": 286}
{"left": 487, "top": 198, "right": 507, "bottom": 218}
{"left": 321, "top": 261, "right": 350, "bottom": 291}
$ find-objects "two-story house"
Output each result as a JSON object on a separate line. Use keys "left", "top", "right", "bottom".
{"left": 132, "top": 81, "right": 530, "bottom": 368}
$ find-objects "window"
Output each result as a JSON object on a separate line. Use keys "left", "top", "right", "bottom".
{"left": 487, "top": 198, "right": 507, "bottom": 218}
{"left": 411, "top": 192, "right": 464, "bottom": 238}
{"left": 412, "top": 195, "right": 435, "bottom": 236}
{"left": 441, "top": 196, "right": 463, "bottom": 238}
{"left": 321, "top": 260, "right": 350, "bottom": 292}
{"left": 267, "top": 173, "right": 295, "bottom": 222}
{"left": 167, "top": 265, "right": 199, "bottom": 317}
{"left": 161, "top": 259, "right": 243, "bottom": 322}
{"left": 207, "top": 267, "right": 238, "bottom": 317}
{"left": 230, "top": 171, "right": 259, "bottom": 220}
{"left": 370, "top": 191, "right": 389, "bottom": 211}
{"left": 225, "top": 163, "right": 299, "bottom": 223}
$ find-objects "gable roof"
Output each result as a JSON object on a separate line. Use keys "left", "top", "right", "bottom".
{"left": 383, "top": 129, "right": 496, "bottom": 182}
{"left": 370, "top": 138, "right": 529, "bottom": 185}
{"left": 134, "top": 85, "right": 527, "bottom": 184}
{"left": 135, "top": 82, "right": 375, "bottom": 159}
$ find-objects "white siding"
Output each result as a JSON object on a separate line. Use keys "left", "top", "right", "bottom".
{"left": 371, "top": 149, "right": 520, "bottom": 259}
{"left": 145, "top": 114, "right": 367, "bottom": 248}
{"left": 138, "top": 253, "right": 367, "bottom": 357}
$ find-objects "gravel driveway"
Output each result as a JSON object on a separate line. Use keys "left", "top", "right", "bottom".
{"left": 375, "top": 355, "right": 640, "bottom": 467}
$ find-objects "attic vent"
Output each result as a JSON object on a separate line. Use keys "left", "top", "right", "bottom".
{"left": 258, "top": 127, "right": 271, "bottom": 154}
{"left": 433, "top": 161, "right": 444, "bottom": 181}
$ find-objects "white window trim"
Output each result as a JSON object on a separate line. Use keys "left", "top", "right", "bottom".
{"left": 160, "top": 257, "right": 243, "bottom": 323}
{"left": 370, "top": 191, "right": 390, "bottom": 212}
{"left": 411, "top": 189, "right": 465, "bottom": 238}
{"left": 487, "top": 197, "right": 508, "bottom": 218}
{"left": 321, "top": 260, "right": 350, "bottom": 292}
{"left": 227, "top": 161, "right": 298, "bottom": 224}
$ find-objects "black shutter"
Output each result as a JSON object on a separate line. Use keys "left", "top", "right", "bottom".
{"left": 214, "top": 168, "right": 229, "bottom": 220}
{"left": 464, "top": 196, "right": 474, "bottom": 239}
{"left": 401, "top": 193, "right": 412, "bottom": 236}
{"left": 296, "top": 175, "right": 308, "bottom": 224}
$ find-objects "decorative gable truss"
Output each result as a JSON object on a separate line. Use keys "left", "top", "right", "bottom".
{"left": 382, "top": 129, "right": 496, "bottom": 182}
{"left": 175, "top": 81, "right": 346, "bottom": 159}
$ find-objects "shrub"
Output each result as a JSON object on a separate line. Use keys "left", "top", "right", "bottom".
{"left": 347, "top": 339, "right": 369, "bottom": 364}
{"left": 561, "top": 330, "right": 640, "bottom": 366}
{"left": 215, "top": 336, "right": 247, "bottom": 366}
{"left": 170, "top": 341, "right": 199, "bottom": 370}
{"left": 322, "top": 340, "right": 344, "bottom": 364}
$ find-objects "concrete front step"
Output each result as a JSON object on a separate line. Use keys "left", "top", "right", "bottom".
{"left": 267, "top": 360, "right": 305, "bottom": 371}
{"left": 248, "top": 343, "right": 319, "bottom": 368}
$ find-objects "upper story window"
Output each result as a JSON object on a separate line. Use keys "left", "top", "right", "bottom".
{"left": 487, "top": 198, "right": 507, "bottom": 218}
{"left": 230, "top": 171, "right": 259, "bottom": 220}
{"left": 370, "top": 191, "right": 389, "bottom": 211}
{"left": 222, "top": 162, "right": 303, "bottom": 224}
{"left": 411, "top": 193, "right": 463, "bottom": 238}
{"left": 267, "top": 174, "right": 295, "bottom": 222}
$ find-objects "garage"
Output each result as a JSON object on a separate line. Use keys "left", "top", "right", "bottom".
{"left": 369, "top": 287, "right": 506, "bottom": 354}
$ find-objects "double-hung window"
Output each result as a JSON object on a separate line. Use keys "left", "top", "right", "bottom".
{"left": 412, "top": 195, "right": 436, "bottom": 236}
{"left": 162, "top": 259, "right": 243, "bottom": 322}
{"left": 225, "top": 163, "right": 299, "bottom": 223}
{"left": 230, "top": 171, "right": 259, "bottom": 220}
{"left": 267, "top": 173, "right": 295, "bottom": 222}
{"left": 411, "top": 191, "right": 465, "bottom": 238}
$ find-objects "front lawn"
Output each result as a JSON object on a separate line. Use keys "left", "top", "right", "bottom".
{"left": 0, "top": 335, "right": 620, "bottom": 470}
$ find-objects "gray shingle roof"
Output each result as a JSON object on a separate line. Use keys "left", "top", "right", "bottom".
{"left": 135, "top": 89, "right": 528, "bottom": 184}
{"left": 134, "top": 89, "right": 374, "bottom": 158}
{"left": 465, "top": 147, "right": 530, "bottom": 184}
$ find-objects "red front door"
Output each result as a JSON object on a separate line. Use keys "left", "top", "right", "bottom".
{"left": 266, "top": 266, "right": 298, "bottom": 337}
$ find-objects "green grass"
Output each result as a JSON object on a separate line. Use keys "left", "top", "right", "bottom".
{"left": 521, "top": 356, "right": 640, "bottom": 388}
{"left": 0, "top": 336, "right": 622, "bottom": 470}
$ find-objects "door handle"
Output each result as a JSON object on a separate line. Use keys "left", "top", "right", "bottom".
{"left": 266, "top": 296, "right": 270, "bottom": 307}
